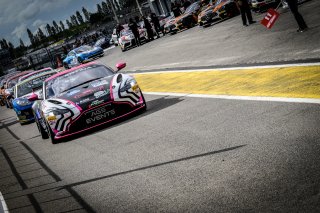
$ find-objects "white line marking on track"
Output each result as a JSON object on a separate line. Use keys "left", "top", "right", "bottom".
{"left": 144, "top": 92, "right": 320, "bottom": 104}
{"left": 0, "top": 191, "right": 9, "bottom": 212}
{"left": 103, "top": 46, "right": 115, "bottom": 52}
{"left": 134, "top": 62, "right": 320, "bottom": 74}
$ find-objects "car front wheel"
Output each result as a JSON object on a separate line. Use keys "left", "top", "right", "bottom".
{"left": 36, "top": 118, "right": 49, "bottom": 139}
{"left": 45, "top": 121, "right": 58, "bottom": 144}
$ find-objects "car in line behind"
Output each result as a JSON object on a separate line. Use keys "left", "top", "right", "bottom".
{"left": 63, "top": 45, "right": 104, "bottom": 69}
{"left": 13, "top": 70, "right": 58, "bottom": 124}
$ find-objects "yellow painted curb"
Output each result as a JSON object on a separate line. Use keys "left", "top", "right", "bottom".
{"left": 134, "top": 66, "right": 320, "bottom": 99}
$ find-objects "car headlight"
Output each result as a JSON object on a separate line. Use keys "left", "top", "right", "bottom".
{"left": 16, "top": 99, "right": 32, "bottom": 106}
{"left": 52, "top": 108, "right": 70, "bottom": 115}
{"left": 120, "top": 80, "right": 140, "bottom": 93}
{"left": 46, "top": 108, "right": 70, "bottom": 121}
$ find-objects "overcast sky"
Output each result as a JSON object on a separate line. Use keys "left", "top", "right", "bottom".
{"left": 0, "top": 0, "right": 104, "bottom": 47}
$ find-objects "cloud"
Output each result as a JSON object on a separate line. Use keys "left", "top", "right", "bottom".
{"left": 11, "top": 23, "right": 27, "bottom": 38}
{"left": 32, "top": 19, "right": 48, "bottom": 33}
{"left": 0, "top": 0, "right": 72, "bottom": 25}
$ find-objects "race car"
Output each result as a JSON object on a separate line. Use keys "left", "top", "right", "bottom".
{"left": 63, "top": 45, "right": 104, "bottom": 69}
{"left": 2, "top": 71, "right": 33, "bottom": 108}
{"left": 32, "top": 62, "right": 147, "bottom": 144}
{"left": 198, "top": 0, "right": 240, "bottom": 26}
{"left": 198, "top": 0, "right": 239, "bottom": 26}
{"left": 164, "top": 1, "right": 201, "bottom": 34}
{"left": 94, "top": 36, "right": 111, "bottom": 49}
{"left": 118, "top": 29, "right": 148, "bottom": 52}
{"left": 13, "top": 70, "right": 58, "bottom": 124}
{"left": 18, "top": 67, "right": 53, "bottom": 83}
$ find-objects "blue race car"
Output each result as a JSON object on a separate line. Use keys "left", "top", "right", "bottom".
{"left": 63, "top": 45, "right": 104, "bottom": 69}
{"left": 13, "top": 70, "right": 58, "bottom": 124}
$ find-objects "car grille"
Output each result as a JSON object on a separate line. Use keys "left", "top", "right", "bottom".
{"left": 68, "top": 102, "right": 136, "bottom": 133}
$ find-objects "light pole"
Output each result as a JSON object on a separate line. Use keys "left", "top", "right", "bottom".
{"left": 136, "top": 0, "right": 143, "bottom": 16}
{"left": 109, "top": 0, "right": 119, "bottom": 24}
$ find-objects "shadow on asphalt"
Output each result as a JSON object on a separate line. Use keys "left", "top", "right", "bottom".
{"left": 59, "top": 96, "right": 185, "bottom": 143}
{"left": 60, "top": 144, "right": 246, "bottom": 189}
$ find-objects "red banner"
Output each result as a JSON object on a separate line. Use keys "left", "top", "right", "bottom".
{"left": 261, "top": 8, "right": 280, "bottom": 29}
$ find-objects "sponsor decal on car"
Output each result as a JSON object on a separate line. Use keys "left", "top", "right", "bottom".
{"left": 89, "top": 99, "right": 104, "bottom": 108}
{"left": 76, "top": 98, "right": 91, "bottom": 105}
{"left": 85, "top": 105, "right": 115, "bottom": 124}
{"left": 74, "top": 86, "right": 104, "bottom": 99}
{"left": 94, "top": 90, "right": 108, "bottom": 99}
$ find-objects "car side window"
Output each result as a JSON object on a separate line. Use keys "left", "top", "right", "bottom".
{"left": 68, "top": 51, "right": 75, "bottom": 57}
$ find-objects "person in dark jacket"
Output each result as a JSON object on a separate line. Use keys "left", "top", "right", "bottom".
{"left": 128, "top": 18, "right": 141, "bottom": 46}
{"left": 143, "top": 16, "right": 154, "bottom": 41}
{"left": 116, "top": 23, "right": 124, "bottom": 38}
{"left": 182, "top": 0, "right": 192, "bottom": 10}
{"left": 286, "top": 0, "right": 308, "bottom": 32}
{"left": 171, "top": 2, "right": 181, "bottom": 17}
{"left": 150, "top": 13, "right": 161, "bottom": 38}
{"left": 236, "top": 0, "right": 256, "bottom": 26}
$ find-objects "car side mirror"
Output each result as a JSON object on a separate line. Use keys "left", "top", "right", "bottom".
{"left": 28, "top": 93, "right": 39, "bottom": 101}
{"left": 116, "top": 62, "right": 126, "bottom": 72}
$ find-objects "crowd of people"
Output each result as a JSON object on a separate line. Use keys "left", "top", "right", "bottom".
{"left": 115, "top": 12, "right": 164, "bottom": 46}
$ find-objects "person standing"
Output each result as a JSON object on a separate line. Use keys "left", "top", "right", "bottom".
{"left": 116, "top": 23, "right": 124, "bottom": 38}
{"left": 286, "top": 0, "right": 308, "bottom": 32}
{"left": 143, "top": 16, "right": 154, "bottom": 41}
{"left": 182, "top": 0, "right": 191, "bottom": 10}
{"left": 171, "top": 2, "right": 181, "bottom": 17}
{"left": 236, "top": 0, "right": 256, "bottom": 26}
{"left": 150, "top": 13, "right": 161, "bottom": 38}
{"left": 128, "top": 18, "right": 141, "bottom": 46}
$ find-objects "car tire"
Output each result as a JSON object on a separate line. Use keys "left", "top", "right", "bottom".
{"left": 63, "top": 63, "right": 69, "bottom": 69}
{"left": 141, "top": 92, "right": 147, "bottom": 111}
{"left": 36, "top": 118, "right": 49, "bottom": 139}
{"left": 77, "top": 57, "right": 83, "bottom": 64}
{"left": 45, "top": 121, "right": 58, "bottom": 144}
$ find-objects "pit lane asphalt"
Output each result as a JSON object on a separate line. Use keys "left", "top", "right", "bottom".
{"left": 1, "top": 94, "right": 320, "bottom": 212}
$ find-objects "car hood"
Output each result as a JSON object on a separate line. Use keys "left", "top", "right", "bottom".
{"left": 53, "top": 75, "right": 114, "bottom": 110}
{"left": 213, "top": 0, "right": 232, "bottom": 12}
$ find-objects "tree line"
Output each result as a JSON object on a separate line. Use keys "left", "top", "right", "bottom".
{"left": 0, "top": 0, "right": 142, "bottom": 60}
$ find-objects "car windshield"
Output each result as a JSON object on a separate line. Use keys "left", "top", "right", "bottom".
{"left": 95, "top": 38, "right": 105, "bottom": 46}
{"left": 215, "top": 0, "right": 226, "bottom": 6}
{"left": 74, "top": 45, "right": 92, "bottom": 54}
{"left": 185, "top": 2, "right": 199, "bottom": 13}
{"left": 7, "top": 78, "right": 19, "bottom": 89}
{"left": 16, "top": 73, "right": 54, "bottom": 98}
{"left": 45, "top": 65, "right": 114, "bottom": 99}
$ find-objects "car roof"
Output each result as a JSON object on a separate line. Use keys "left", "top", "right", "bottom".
{"left": 45, "top": 62, "right": 99, "bottom": 82}
{"left": 16, "top": 70, "right": 59, "bottom": 86}
{"left": 6, "top": 71, "right": 33, "bottom": 82}
{"left": 19, "top": 67, "right": 53, "bottom": 80}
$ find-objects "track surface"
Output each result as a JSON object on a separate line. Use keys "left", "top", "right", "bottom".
{"left": 1, "top": 94, "right": 320, "bottom": 212}
{"left": 1, "top": 1, "right": 320, "bottom": 212}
